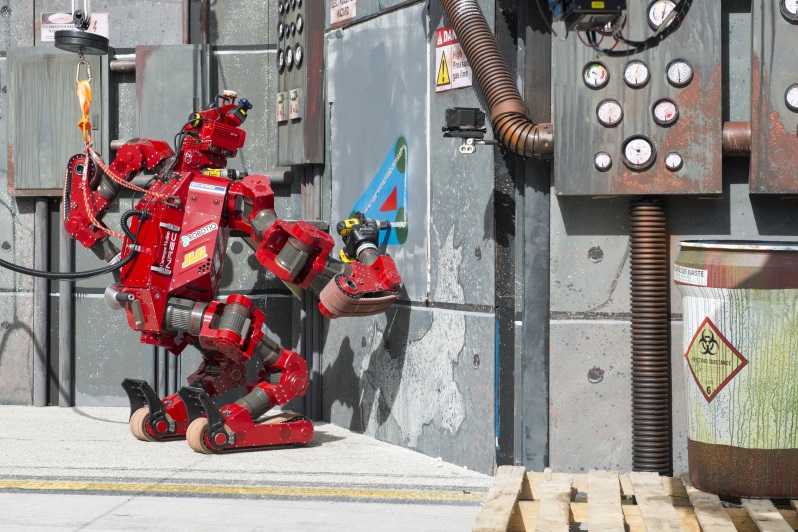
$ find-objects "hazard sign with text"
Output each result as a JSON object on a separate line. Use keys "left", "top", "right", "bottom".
{"left": 435, "top": 27, "right": 472, "bottom": 93}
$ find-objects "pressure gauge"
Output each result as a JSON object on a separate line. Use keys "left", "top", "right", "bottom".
{"left": 594, "top": 151, "right": 613, "bottom": 172}
{"left": 648, "top": 0, "right": 677, "bottom": 30}
{"left": 596, "top": 99, "right": 624, "bottom": 127}
{"left": 786, "top": 84, "right": 798, "bottom": 112}
{"left": 278, "top": 1, "right": 284, "bottom": 15}
{"left": 583, "top": 61, "right": 609, "bottom": 89}
{"left": 278, "top": 21, "right": 284, "bottom": 40}
{"left": 665, "top": 152, "right": 683, "bottom": 171}
{"left": 666, "top": 59, "right": 693, "bottom": 87}
{"left": 624, "top": 60, "right": 650, "bottom": 88}
{"left": 297, "top": 14, "right": 304, "bottom": 34}
{"left": 781, "top": 0, "right": 798, "bottom": 22}
{"left": 277, "top": 49, "right": 285, "bottom": 72}
{"left": 290, "top": 22, "right": 296, "bottom": 36}
{"left": 294, "top": 44, "right": 303, "bottom": 68}
{"left": 622, "top": 135, "right": 657, "bottom": 171}
{"left": 297, "top": 0, "right": 302, "bottom": 7}
{"left": 290, "top": 0, "right": 297, "bottom": 9}
{"left": 652, "top": 98, "right": 679, "bottom": 126}
{"left": 285, "top": 46, "right": 294, "bottom": 69}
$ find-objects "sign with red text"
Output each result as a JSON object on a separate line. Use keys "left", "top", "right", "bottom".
{"left": 435, "top": 26, "right": 472, "bottom": 93}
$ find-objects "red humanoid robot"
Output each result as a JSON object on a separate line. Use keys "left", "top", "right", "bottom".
{"left": 63, "top": 91, "right": 402, "bottom": 453}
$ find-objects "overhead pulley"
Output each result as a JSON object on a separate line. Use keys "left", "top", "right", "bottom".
{"left": 53, "top": 0, "right": 108, "bottom": 56}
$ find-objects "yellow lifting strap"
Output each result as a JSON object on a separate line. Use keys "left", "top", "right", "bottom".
{"left": 76, "top": 59, "right": 93, "bottom": 144}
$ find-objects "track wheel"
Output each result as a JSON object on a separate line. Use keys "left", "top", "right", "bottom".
{"left": 186, "top": 418, "right": 215, "bottom": 454}
{"left": 129, "top": 407, "right": 156, "bottom": 442}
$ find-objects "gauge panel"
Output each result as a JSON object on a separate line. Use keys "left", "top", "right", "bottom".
{"left": 551, "top": 0, "right": 722, "bottom": 194}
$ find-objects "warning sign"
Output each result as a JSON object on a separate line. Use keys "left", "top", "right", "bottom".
{"left": 331, "top": 0, "right": 357, "bottom": 26}
{"left": 685, "top": 317, "right": 748, "bottom": 403}
{"left": 435, "top": 26, "right": 472, "bottom": 93}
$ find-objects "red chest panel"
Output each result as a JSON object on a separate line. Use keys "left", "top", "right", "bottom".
{"left": 118, "top": 173, "right": 230, "bottom": 332}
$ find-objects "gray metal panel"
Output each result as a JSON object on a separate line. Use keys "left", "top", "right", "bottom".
{"left": 552, "top": 0, "right": 722, "bottom": 195}
{"left": 328, "top": 3, "right": 429, "bottom": 302}
{"left": 34, "top": 1, "right": 183, "bottom": 48}
{"left": 277, "top": 0, "right": 324, "bottom": 165}
{"left": 136, "top": 45, "right": 211, "bottom": 143}
{"left": 427, "top": 0, "right": 495, "bottom": 308}
{"left": 750, "top": 0, "right": 798, "bottom": 193}
{"left": 322, "top": 308, "right": 496, "bottom": 474}
{"left": 208, "top": 0, "right": 272, "bottom": 46}
{"left": 549, "top": 321, "right": 633, "bottom": 472}
{"left": 7, "top": 49, "right": 106, "bottom": 195}
{"left": 0, "top": 2, "right": 34, "bottom": 51}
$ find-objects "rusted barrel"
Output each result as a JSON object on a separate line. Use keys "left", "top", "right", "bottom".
{"left": 675, "top": 241, "right": 798, "bottom": 497}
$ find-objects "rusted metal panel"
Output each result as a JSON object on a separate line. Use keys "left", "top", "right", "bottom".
{"left": 676, "top": 241, "right": 798, "bottom": 497}
{"left": 750, "top": 1, "right": 798, "bottom": 193}
{"left": 552, "top": 0, "right": 722, "bottom": 195}
{"left": 7, "top": 48, "right": 106, "bottom": 196}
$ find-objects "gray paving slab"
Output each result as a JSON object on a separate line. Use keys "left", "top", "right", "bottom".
{"left": 0, "top": 493, "right": 481, "bottom": 532}
{"left": 0, "top": 406, "right": 490, "bottom": 493}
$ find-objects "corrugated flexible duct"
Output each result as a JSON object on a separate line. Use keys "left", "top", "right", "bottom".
{"left": 440, "top": 0, "right": 552, "bottom": 158}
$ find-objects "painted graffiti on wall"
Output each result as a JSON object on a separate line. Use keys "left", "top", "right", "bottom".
{"left": 349, "top": 137, "right": 408, "bottom": 246}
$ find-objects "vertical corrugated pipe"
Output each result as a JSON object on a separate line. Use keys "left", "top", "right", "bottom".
{"left": 440, "top": 0, "right": 552, "bottom": 158}
{"left": 629, "top": 200, "right": 671, "bottom": 475}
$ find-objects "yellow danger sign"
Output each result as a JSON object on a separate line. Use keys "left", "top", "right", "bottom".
{"left": 437, "top": 51, "right": 450, "bottom": 86}
{"left": 685, "top": 317, "right": 747, "bottom": 402}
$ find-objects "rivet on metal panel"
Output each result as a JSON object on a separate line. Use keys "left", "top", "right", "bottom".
{"left": 473, "top": 354, "right": 480, "bottom": 368}
{"left": 1, "top": 242, "right": 10, "bottom": 252}
{"left": 587, "top": 246, "right": 604, "bottom": 263}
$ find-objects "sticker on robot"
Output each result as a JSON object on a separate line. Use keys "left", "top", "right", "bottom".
{"left": 674, "top": 265, "right": 708, "bottom": 286}
{"left": 330, "top": 0, "right": 356, "bottom": 25}
{"left": 41, "top": 12, "right": 109, "bottom": 41}
{"left": 189, "top": 182, "right": 227, "bottom": 195}
{"left": 182, "top": 223, "right": 218, "bottom": 248}
{"left": 158, "top": 231, "right": 179, "bottom": 271}
{"left": 182, "top": 246, "right": 208, "bottom": 269}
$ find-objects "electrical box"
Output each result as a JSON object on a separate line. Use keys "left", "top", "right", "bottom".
{"left": 276, "top": 0, "right": 324, "bottom": 166}
{"left": 552, "top": 0, "right": 722, "bottom": 195}
{"left": 7, "top": 48, "right": 108, "bottom": 196}
{"left": 548, "top": 0, "right": 626, "bottom": 31}
{"left": 750, "top": 0, "right": 798, "bottom": 193}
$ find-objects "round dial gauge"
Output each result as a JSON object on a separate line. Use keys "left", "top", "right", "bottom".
{"left": 285, "top": 46, "right": 294, "bottom": 69}
{"left": 666, "top": 59, "right": 693, "bottom": 87}
{"left": 786, "top": 84, "right": 798, "bottom": 112}
{"left": 596, "top": 99, "right": 624, "bottom": 127}
{"left": 594, "top": 151, "right": 613, "bottom": 172}
{"left": 278, "top": 21, "right": 285, "bottom": 40}
{"left": 277, "top": 49, "right": 285, "bottom": 72}
{"left": 290, "top": 0, "right": 297, "bottom": 9}
{"left": 278, "top": 1, "right": 284, "bottom": 15}
{"left": 781, "top": 0, "right": 798, "bottom": 21}
{"left": 624, "top": 60, "right": 650, "bottom": 88}
{"left": 297, "top": 15, "right": 304, "bottom": 33}
{"left": 665, "top": 152, "right": 683, "bottom": 171}
{"left": 294, "top": 44, "right": 304, "bottom": 67}
{"left": 622, "top": 135, "right": 657, "bottom": 171}
{"left": 290, "top": 22, "right": 296, "bottom": 35}
{"left": 648, "top": 0, "right": 677, "bottom": 30}
{"left": 583, "top": 61, "right": 609, "bottom": 89}
{"left": 652, "top": 98, "right": 679, "bottom": 126}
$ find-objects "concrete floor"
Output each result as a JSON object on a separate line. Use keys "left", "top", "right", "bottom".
{"left": 0, "top": 407, "right": 492, "bottom": 531}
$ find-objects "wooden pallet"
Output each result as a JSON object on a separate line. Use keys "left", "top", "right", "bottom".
{"left": 473, "top": 467, "right": 798, "bottom": 532}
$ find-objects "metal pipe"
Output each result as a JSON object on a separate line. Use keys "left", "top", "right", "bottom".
{"left": 109, "top": 59, "right": 136, "bottom": 72}
{"left": 722, "top": 121, "right": 751, "bottom": 156}
{"left": 182, "top": 0, "right": 190, "bottom": 44}
{"left": 630, "top": 199, "right": 671, "bottom": 475}
{"left": 58, "top": 218, "right": 75, "bottom": 407}
{"left": 33, "top": 199, "right": 49, "bottom": 407}
{"left": 440, "top": 0, "right": 552, "bottom": 159}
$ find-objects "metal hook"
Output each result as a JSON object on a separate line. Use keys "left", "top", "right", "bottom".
{"left": 76, "top": 59, "right": 92, "bottom": 84}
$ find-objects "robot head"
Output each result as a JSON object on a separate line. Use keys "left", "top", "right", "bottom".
{"left": 180, "top": 91, "right": 254, "bottom": 169}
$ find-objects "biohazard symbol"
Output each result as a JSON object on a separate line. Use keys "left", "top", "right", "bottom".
{"left": 698, "top": 330, "right": 720, "bottom": 356}
{"left": 437, "top": 51, "right": 450, "bottom": 86}
{"left": 685, "top": 317, "right": 748, "bottom": 403}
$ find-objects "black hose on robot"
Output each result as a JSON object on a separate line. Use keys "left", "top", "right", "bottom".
{"left": 0, "top": 210, "right": 147, "bottom": 280}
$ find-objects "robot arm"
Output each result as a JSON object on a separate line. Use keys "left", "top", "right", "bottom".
{"left": 63, "top": 139, "right": 174, "bottom": 261}
{"left": 227, "top": 176, "right": 402, "bottom": 318}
